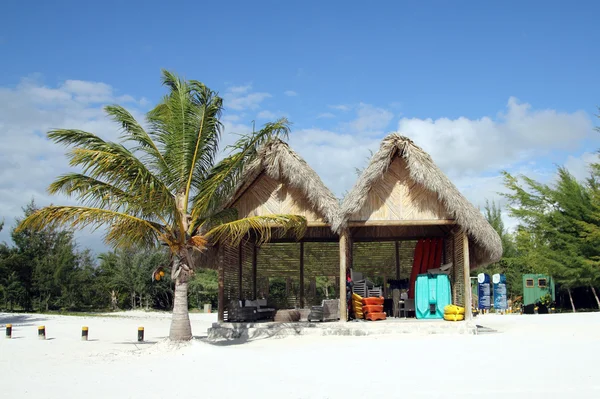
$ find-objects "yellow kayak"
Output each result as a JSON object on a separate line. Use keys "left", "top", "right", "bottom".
{"left": 443, "top": 304, "right": 465, "bottom": 315}
{"left": 443, "top": 313, "right": 464, "bottom": 321}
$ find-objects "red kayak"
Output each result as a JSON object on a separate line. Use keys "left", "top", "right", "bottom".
{"left": 408, "top": 239, "right": 424, "bottom": 299}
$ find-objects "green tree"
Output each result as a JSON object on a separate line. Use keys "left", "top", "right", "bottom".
{"left": 17, "top": 70, "right": 307, "bottom": 340}
{"left": 188, "top": 268, "right": 218, "bottom": 309}
{"left": 501, "top": 168, "right": 599, "bottom": 311}
{"left": 97, "top": 248, "right": 171, "bottom": 310}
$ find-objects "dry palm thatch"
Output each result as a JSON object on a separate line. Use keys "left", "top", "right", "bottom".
{"left": 225, "top": 138, "right": 340, "bottom": 227}
{"left": 336, "top": 133, "right": 502, "bottom": 267}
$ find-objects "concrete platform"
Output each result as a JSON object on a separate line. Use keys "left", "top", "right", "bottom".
{"left": 207, "top": 318, "right": 478, "bottom": 341}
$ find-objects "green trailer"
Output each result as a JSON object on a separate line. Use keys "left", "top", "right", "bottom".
{"left": 523, "top": 274, "right": 555, "bottom": 306}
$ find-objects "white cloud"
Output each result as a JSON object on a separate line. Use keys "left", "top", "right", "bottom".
{"left": 564, "top": 152, "right": 599, "bottom": 181}
{"left": 398, "top": 97, "right": 593, "bottom": 176}
{"left": 257, "top": 110, "right": 276, "bottom": 120}
{"left": 317, "top": 112, "right": 336, "bottom": 119}
{"left": 284, "top": 90, "right": 298, "bottom": 97}
{"left": 227, "top": 84, "right": 252, "bottom": 94}
{"left": 223, "top": 84, "right": 271, "bottom": 111}
{"left": 0, "top": 77, "right": 148, "bottom": 253}
{"left": 289, "top": 128, "right": 381, "bottom": 197}
{"left": 329, "top": 104, "right": 350, "bottom": 112}
{"left": 344, "top": 103, "right": 394, "bottom": 135}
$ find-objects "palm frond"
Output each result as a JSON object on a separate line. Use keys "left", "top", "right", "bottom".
{"left": 147, "top": 71, "right": 224, "bottom": 207}
{"left": 104, "top": 217, "right": 165, "bottom": 249}
{"left": 190, "top": 118, "right": 291, "bottom": 222}
{"left": 104, "top": 104, "right": 171, "bottom": 178}
{"left": 182, "top": 83, "right": 223, "bottom": 211}
{"left": 190, "top": 208, "right": 238, "bottom": 235}
{"left": 205, "top": 214, "right": 306, "bottom": 247}
{"left": 48, "top": 129, "right": 176, "bottom": 213}
{"left": 16, "top": 206, "right": 167, "bottom": 249}
{"left": 48, "top": 173, "right": 175, "bottom": 230}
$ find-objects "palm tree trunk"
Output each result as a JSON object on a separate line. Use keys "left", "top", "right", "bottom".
{"left": 591, "top": 285, "right": 600, "bottom": 310}
{"left": 567, "top": 288, "right": 576, "bottom": 313}
{"left": 170, "top": 277, "right": 192, "bottom": 341}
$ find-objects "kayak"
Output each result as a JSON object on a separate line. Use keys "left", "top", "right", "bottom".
{"left": 443, "top": 313, "right": 464, "bottom": 321}
{"left": 444, "top": 304, "right": 465, "bottom": 315}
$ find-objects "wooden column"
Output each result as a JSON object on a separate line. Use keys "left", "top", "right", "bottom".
{"left": 395, "top": 241, "right": 401, "bottom": 279}
{"left": 339, "top": 229, "right": 349, "bottom": 322}
{"left": 463, "top": 233, "right": 472, "bottom": 321}
{"left": 252, "top": 244, "right": 257, "bottom": 299}
{"left": 238, "top": 243, "right": 243, "bottom": 300}
{"left": 217, "top": 247, "right": 225, "bottom": 322}
{"left": 299, "top": 242, "right": 305, "bottom": 308}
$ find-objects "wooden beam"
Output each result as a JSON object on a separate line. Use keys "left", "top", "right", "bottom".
{"left": 351, "top": 236, "right": 446, "bottom": 243}
{"left": 348, "top": 219, "right": 456, "bottom": 227}
{"left": 395, "top": 240, "right": 401, "bottom": 279}
{"left": 339, "top": 229, "right": 349, "bottom": 322}
{"left": 238, "top": 243, "right": 243, "bottom": 300}
{"left": 463, "top": 232, "right": 472, "bottom": 321}
{"left": 218, "top": 248, "right": 224, "bottom": 322}
{"left": 299, "top": 241, "right": 305, "bottom": 308}
{"left": 252, "top": 244, "right": 257, "bottom": 299}
{"left": 306, "top": 221, "right": 331, "bottom": 227}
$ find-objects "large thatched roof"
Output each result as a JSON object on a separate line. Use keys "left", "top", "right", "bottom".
{"left": 336, "top": 133, "right": 502, "bottom": 267}
{"left": 225, "top": 138, "right": 340, "bottom": 226}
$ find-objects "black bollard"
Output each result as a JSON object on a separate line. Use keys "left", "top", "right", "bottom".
{"left": 81, "top": 326, "right": 88, "bottom": 341}
{"left": 38, "top": 325, "right": 46, "bottom": 340}
{"left": 6, "top": 324, "right": 12, "bottom": 339}
{"left": 137, "top": 327, "right": 144, "bottom": 342}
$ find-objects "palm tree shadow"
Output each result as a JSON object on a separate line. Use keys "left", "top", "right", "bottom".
{"left": 0, "top": 314, "right": 50, "bottom": 327}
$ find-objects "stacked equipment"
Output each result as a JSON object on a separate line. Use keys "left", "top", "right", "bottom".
{"left": 443, "top": 304, "right": 465, "bottom": 321}
{"left": 363, "top": 297, "right": 386, "bottom": 321}
{"left": 352, "top": 293, "right": 364, "bottom": 319}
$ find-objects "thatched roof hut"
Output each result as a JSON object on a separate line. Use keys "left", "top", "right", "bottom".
{"left": 336, "top": 133, "right": 502, "bottom": 268}
{"left": 224, "top": 138, "right": 340, "bottom": 226}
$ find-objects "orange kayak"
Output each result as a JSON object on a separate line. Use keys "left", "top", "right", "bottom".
{"left": 362, "top": 304, "right": 383, "bottom": 313}
{"left": 365, "top": 312, "right": 386, "bottom": 321}
{"left": 362, "top": 297, "right": 384, "bottom": 306}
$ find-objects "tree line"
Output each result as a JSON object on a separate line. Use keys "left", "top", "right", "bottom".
{"left": 0, "top": 201, "right": 218, "bottom": 312}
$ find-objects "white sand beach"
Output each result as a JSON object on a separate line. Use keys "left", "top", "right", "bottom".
{"left": 2, "top": 311, "right": 599, "bottom": 399}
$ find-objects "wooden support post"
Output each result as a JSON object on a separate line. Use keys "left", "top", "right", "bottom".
{"left": 299, "top": 242, "right": 305, "bottom": 309}
{"left": 218, "top": 248, "right": 225, "bottom": 322}
{"left": 252, "top": 244, "right": 257, "bottom": 299}
{"left": 395, "top": 241, "right": 400, "bottom": 279}
{"left": 339, "top": 230, "right": 349, "bottom": 322}
{"left": 463, "top": 233, "right": 472, "bottom": 321}
{"left": 238, "top": 243, "right": 243, "bottom": 300}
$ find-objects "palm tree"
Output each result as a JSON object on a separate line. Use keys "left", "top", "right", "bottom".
{"left": 17, "top": 70, "right": 307, "bottom": 340}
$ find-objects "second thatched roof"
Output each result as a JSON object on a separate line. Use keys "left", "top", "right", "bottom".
{"left": 225, "top": 138, "right": 340, "bottom": 226}
{"left": 336, "top": 133, "right": 502, "bottom": 267}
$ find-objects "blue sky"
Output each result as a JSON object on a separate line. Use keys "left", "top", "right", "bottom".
{"left": 1, "top": 1, "right": 600, "bottom": 252}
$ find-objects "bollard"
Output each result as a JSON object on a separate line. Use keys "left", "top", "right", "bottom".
{"left": 38, "top": 326, "right": 46, "bottom": 340}
{"left": 81, "top": 326, "right": 89, "bottom": 341}
{"left": 6, "top": 324, "right": 12, "bottom": 339}
{"left": 137, "top": 327, "right": 144, "bottom": 342}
